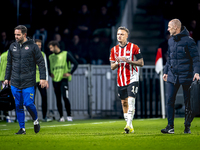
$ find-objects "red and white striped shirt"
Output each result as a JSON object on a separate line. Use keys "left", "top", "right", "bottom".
{"left": 109, "top": 42, "right": 141, "bottom": 87}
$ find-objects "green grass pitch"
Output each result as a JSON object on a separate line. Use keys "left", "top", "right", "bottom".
{"left": 0, "top": 118, "right": 200, "bottom": 150}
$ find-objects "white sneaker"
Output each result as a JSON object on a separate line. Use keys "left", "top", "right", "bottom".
{"left": 42, "top": 117, "right": 52, "bottom": 122}
{"left": 67, "top": 116, "right": 73, "bottom": 121}
{"left": 6, "top": 116, "right": 13, "bottom": 123}
{"left": 59, "top": 116, "right": 65, "bottom": 122}
{"left": 46, "top": 118, "right": 53, "bottom": 122}
{"left": 33, "top": 119, "right": 40, "bottom": 133}
{"left": 33, "top": 119, "right": 39, "bottom": 125}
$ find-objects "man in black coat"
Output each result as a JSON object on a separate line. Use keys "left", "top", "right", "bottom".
{"left": 161, "top": 19, "right": 200, "bottom": 134}
{"left": 4, "top": 25, "right": 48, "bottom": 134}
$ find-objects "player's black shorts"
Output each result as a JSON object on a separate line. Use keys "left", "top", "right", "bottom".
{"left": 118, "top": 82, "right": 139, "bottom": 99}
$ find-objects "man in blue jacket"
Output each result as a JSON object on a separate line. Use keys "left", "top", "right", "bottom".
{"left": 161, "top": 19, "right": 200, "bottom": 134}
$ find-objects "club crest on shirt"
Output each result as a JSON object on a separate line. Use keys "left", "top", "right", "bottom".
{"left": 126, "top": 51, "right": 130, "bottom": 54}
{"left": 25, "top": 46, "right": 29, "bottom": 50}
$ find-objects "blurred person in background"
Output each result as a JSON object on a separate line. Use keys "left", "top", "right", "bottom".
{"left": 92, "top": 6, "right": 114, "bottom": 38}
{"left": 0, "top": 48, "right": 13, "bottom": 123}
{"left": 69, "top": 35, "right": 87, "bottom": 64}
{"left": 187, "top": 19, "right": 200, "bottom": 43}
{"left": 74, "top": 4, "right": 92, "bottom": 40}
{"left": 53, "top": 33, "right": 66, "bottom": 50}
{"left": 35, "top": 39, "right": 51, "bottom": 122}
{"left": 89, "top": 35, "right": 107, "bottom": 65}
{"left": 0, "top": 31, "right": 10, "bottom": 55}
{"left": 48, "top": 41, "right": 78, "bottom": 122}
{"left": 62, "top": 28, "right": 72, "bottom": 50}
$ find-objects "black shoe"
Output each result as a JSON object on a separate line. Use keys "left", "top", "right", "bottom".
{"left": 184, "top": 126, "right": 191, "bottom": 134}
{"left": 161, "top": 125, "right": 174, "bottom": 134}
{"left": 34, "top": 119, "right": 40, "bottom": 133}
{"left": 15, "top": 128, "right": 26, "bottom": 134}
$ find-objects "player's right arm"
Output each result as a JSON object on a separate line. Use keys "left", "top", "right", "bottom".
{"left": 110, "top": 61, "right": 118, "bottom": 70}
{"left": 109, "top": 47, "right": 119, "bottom": 70}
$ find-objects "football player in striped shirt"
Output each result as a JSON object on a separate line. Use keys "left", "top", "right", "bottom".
{"left": 110, "top": 26, "right": 144, "bottom": 133}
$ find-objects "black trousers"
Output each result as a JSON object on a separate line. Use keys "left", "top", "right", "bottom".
{"left": 53, "top": 79, "right": 71, "bottom": 117}
{"left": 35, "top": 83, "right": 48, "bottom": 119}
{"left": 167, "top": 81, "right": 193, "bottom": 127}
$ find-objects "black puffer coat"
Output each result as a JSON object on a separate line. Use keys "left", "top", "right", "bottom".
{"left": 164, "top": 26, "right": 200, "bottom": 84}
{"left": 5, "top": 38, "right": 46, "bottom": 89}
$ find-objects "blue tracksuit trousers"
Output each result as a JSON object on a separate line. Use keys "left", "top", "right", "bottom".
{"left": 11, "top": 85, "right": 38, "bottom": 129}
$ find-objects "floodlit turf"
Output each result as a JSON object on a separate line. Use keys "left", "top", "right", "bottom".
{"left": 0, "top": 118, "right": 200, "bottom": 150}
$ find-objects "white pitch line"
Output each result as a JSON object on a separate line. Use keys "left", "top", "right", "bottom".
{"left": 91, "top": 121, "right": 116, "bottom": 124}
{"left": 137, "top": 118, "right": 161, "bottom": 121}
{"left": 0, "top": 121, "right": 116, "bottom": 131}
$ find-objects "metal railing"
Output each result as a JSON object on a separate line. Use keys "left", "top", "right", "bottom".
{"left": 4, "top": 65, "right": 165, "bottom": 120}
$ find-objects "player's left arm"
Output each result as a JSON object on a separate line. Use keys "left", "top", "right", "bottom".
{"left": 127, "top": 57, "right": 144, "bottom": 67}
{"left": 119, "top": 53, "right": 144, "bottom": 67}
{"left": 63, "top": 52, "right": 78, "bottom": 77}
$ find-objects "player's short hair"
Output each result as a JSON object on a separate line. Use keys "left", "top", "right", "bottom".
{"left": 117, "top": 26, "right": 129, "bottom": 34}
{"left": 14, "top": 25, "right": 27, "bottom": 34}
{"left": 35, "top": 39, "right": 42, "bottom": 43}
{"left": 48, "top": 40, "right": 60, "bottom": 48}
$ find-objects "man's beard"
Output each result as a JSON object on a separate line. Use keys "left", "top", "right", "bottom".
{"left": 16, "top": 37, "right": 24, "bottom": 44}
